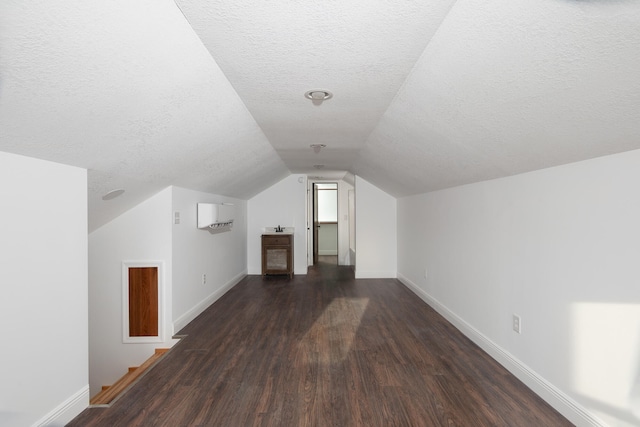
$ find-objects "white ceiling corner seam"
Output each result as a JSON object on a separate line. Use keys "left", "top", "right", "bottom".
{"left": 171, "top": 0, "right": 278, "bottom": 154}
{"left": 359, "top": 0, "right": 462, "bottom": 149}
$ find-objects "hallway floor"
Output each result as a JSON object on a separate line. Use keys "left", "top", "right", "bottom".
{"left": 68, "top": 265, "right": 571, "bottom": 426}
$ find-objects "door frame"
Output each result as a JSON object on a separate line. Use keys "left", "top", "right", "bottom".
{"left": 307, "top": 181, "right": 338, "bottom": 265}
{"left": 313, "top": 183, "right": 319, "bottom": 265}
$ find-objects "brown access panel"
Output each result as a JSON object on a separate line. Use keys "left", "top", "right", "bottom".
{"left": 128, "top": 267, "right": 159, "bottom": 337}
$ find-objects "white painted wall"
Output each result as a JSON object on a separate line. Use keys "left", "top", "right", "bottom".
{"left": 317, "top": 188, "right": 337, "bottom": 221}
{"left": 88, "top": 187, "right": 174, "bottom": 398}
{"left": 397, "top": 149, "right": 640, "bottom": 427}
{"left": 348, "top": 188, "right": 356, "bottom": 263}
{"left": 247, "top": 174, "right": 308, "bottom": 275}
{"left": 171, "top": 187, "right": 247, "bottom": 332}
{"left": 338, "top": 180, "right": 354, "bottom": 265}
{"left": 0, "top": 152, "right": 88, "bottom": 426}
{"left": 318, "top": 223, "right": 338, "bottom": 256}
{"left": 355, "top": 176, "right": 397, "bottom": 278}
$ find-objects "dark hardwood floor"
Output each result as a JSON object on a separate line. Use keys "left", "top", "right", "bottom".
{"left": 69, "top": 263, "right": 572, "bottom": 426}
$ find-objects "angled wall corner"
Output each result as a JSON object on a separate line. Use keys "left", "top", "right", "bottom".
{"left": 354, "top": 176, "right": 397, "bottom": 278}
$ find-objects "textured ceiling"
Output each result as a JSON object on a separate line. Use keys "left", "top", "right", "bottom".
{"left": 353, "top": 0, "right": 640, "bottom": 196}
{"left": 1, "top": 0, "right": 640, "bottom": 230}
{"left": 174, "top": 0, "right": 457, "bottom": 173}
{"left": 0, "top": 0, "right": 289, "bottom": 230}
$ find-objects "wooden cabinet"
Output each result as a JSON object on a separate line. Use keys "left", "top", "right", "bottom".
{"left": 262, "top": 233, "right": 294, "bottom": 278}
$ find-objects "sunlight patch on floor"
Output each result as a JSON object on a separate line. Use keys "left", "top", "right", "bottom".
{"left": 299, "top": 297, "right": 369, "bottom": 364}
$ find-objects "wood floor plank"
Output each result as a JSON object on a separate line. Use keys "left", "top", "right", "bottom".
{"left": 68, "top": 264, "right": 573, "bottom": 426}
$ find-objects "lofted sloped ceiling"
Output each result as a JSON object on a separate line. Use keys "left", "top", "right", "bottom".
{"left": 0, "top": 0, "right": 289, "bottom": 231}
{"left": 353, "top": 0, "right": 640, "bottom": 196}
{"left": 1, "top": 0, "right": 640, "bottom": 231}
{"left": 174, "top": 0, "right": 458, "bottom": 175}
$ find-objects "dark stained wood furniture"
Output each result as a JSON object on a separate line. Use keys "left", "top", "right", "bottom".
{"left": 261, "top": 233, "right": 294, "bottom": 278}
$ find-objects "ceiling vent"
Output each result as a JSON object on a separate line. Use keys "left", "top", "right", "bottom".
{"left": 102, "top": 189, "right": 125, "bottom": 200}
{"left": 310, "top": 144, "right": 326, "bottom": 153}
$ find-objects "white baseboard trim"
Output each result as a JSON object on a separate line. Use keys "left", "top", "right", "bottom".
{"left": 355, "top": 270, "right": 397, "bottom": 279}
{"left": 173, "top": 271, "right": 246, "bottom": 333}
{"left": 397, "top": 273, "right": 606, "bottom": 427}
{"left": 34, "top": 385, "right": 89, "bottom": 427}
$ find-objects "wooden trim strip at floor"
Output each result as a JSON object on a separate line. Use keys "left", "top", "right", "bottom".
{"left": 89, "top": 348, "right": 169, "bottom": 406}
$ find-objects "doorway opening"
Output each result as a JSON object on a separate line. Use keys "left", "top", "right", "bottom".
{"left": 307, "top": 177, "right": 355, "bottom": 268}
{"left": 312, "top": 182, "right": 338, "bottom": 265}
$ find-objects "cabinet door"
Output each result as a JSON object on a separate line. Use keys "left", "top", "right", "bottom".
{"left": 128, "top": 267, "right": 158, "bottom": 337}
{"left": 265, "top": 246, "right": 290, "bottom": 272}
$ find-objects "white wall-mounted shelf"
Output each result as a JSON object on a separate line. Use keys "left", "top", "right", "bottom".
{"left": 197, "top": 203, "right": 234, "bottom": 230}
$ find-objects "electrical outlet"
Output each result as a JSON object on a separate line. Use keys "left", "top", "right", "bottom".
{"left": 174, "top": 211, "right": 180, "bottom": 224}
{"left": 202, "top": 274, "right": 206, "bottom": 285}
{"left": 513, "top": 314, "right": 521, "bottom": 334}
